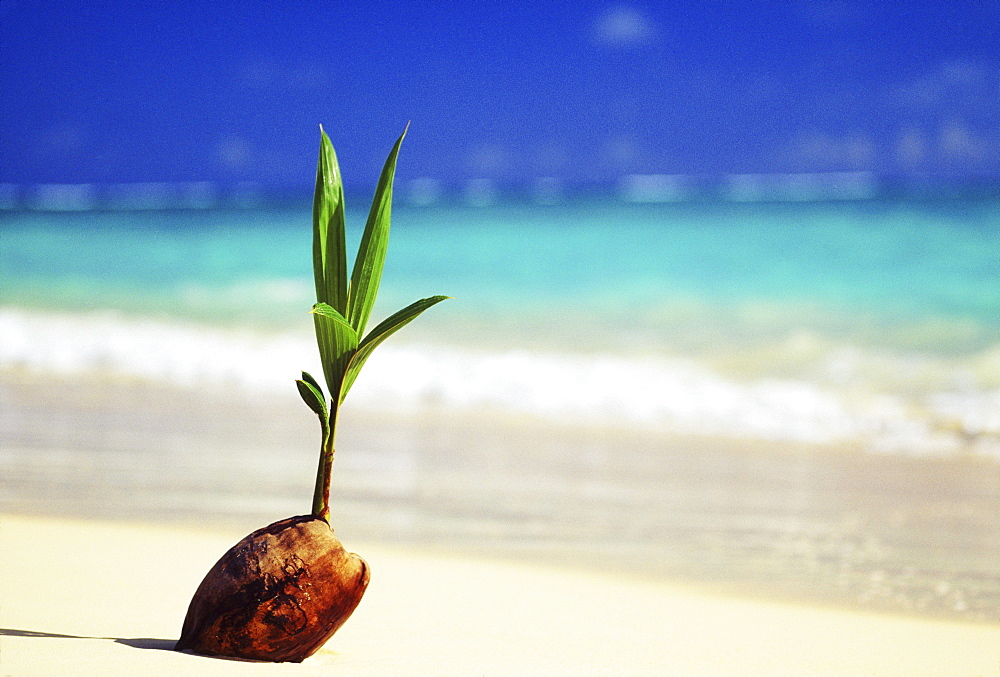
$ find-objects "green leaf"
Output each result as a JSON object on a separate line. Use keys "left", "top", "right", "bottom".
{"left": 346, "top": 123, "right": 409, "bottom": 336}
{"left": 296, "top": 377, "right": 328, "bottom": 421}
{"left": 341, "top": 295, "right": 450, "bottom": 400}
{"left": 311, "top": 303, "right": 359, "bottom": 403}
{"left": 311, "top": 301, "right": 353, "bottom": 326}
{"left": 300, "top": 370, "right": 324, "bottom": 395}
{"left": 313, "top": 125, "right": 348, "bottom": 313}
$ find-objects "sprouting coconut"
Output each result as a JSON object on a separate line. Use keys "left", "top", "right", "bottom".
{"left": 176, "top": 124, "right": 449, "bottom": 662}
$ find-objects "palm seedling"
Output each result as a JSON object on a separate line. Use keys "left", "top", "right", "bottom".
{"left": 176, "top": 124, "right": 449, "bottom": 662}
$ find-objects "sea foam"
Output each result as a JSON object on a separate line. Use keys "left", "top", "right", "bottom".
{"left": 1, "top": 308, "right": 996, "bottom": 458}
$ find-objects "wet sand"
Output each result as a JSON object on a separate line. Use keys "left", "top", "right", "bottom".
{"left": 2, "top": 371, "right": 999, "bottom": 631}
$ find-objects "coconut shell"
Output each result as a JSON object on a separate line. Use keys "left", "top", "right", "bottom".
{"left": 175, "top": 515, "right": 369, "bottom": 662}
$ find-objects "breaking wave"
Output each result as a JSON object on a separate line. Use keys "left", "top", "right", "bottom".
{"left": 2, "top": 307, "right": 997, "bottom": 458}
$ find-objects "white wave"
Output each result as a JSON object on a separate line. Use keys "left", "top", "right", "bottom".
{"left": 0, "top": 308, "right": 316, "bottom": 392}
{"left": 1, "top": 308, "right": 996, "bottom": 457}
{"left": 351, "top": 345, "right": 984, "bottom": 455}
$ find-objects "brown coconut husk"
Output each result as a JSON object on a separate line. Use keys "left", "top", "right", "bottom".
{"left": 175, "top": 515, "right": 369, "bottom": 662}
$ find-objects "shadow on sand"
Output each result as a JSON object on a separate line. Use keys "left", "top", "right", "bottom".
{"left": 0, "top": 626, "right": 176, "bottom": 651}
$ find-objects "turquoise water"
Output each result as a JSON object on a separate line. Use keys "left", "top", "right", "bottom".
{"left": 2, "top": 197, "right": 999, "bottom": 453}
{"left": 3, "top": 199, "right": 998, "bottom": 336}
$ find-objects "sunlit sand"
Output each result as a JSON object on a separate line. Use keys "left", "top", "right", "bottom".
{"left": 2, "top": 514, "right": 998, "bottom": 675}
{"left": 2, "top": 371, "right": 999, "bottom": 674}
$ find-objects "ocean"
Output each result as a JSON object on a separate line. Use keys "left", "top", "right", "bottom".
{"left": 2, "top": 195, "right": 998, "bottom": 457}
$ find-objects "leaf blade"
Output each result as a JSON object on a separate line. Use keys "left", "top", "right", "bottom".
{"left": 346, "top": 123, "right": 409, "bottom": 335}
{"left": 311, "top": 302, "right": 359, "bottom": 403}
{"left": 341, "top": 294, "right": 450, "bottom": 400}
{"left": 300, "top": 370, "right": 324, "bottom": 395}
{"left": 313, "top": 125, "right": 348, "bottom": 313}
{"left": 296, "top": 376, "right": 328, "bottom": 421}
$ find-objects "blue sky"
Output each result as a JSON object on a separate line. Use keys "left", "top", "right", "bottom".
{"left": 2, "top": 1, "right": 999, "bottom": 189}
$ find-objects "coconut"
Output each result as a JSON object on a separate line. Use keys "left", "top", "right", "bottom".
{"left": 176, "top": 515, "right": 369, "bottom": 662}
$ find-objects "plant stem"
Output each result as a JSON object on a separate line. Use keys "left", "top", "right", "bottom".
{"left": 311, "top": 403, "right": 338, "bottom": 522}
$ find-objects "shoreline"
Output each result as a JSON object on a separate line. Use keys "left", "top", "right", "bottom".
{"left": 2, "top": 513, "right": 998, "bottom": 675}
{"left": 4, "top": 305, "right": 999, "bottom": 458}
{"left": 2, "top": 371, "right": 999, "bottom": 626}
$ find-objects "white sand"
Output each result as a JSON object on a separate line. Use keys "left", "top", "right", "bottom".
{"left": 1, "top": 514, "right": 997, "bottom": 676}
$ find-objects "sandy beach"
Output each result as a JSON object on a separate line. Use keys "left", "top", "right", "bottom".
{"left": 2, "top": 372, "right": 1000, "bottom": 674}
{"left": 2, "top": 513, "right": 998, "bottom": 676}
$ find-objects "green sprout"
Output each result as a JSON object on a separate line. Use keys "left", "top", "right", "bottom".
{"left": 296, "top": 124, "right": 449, "bottom": 521}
